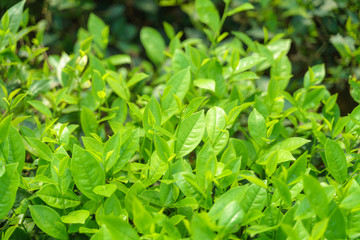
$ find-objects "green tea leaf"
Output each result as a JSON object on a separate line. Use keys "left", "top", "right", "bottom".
{"left": 90, "top": 226, "right": 111, "bottom": 240}
{"left": 154, "top": 135, "right": 171, "bottom": 163}
{"left": 106, "top": 54, "right": 131, "bottom": 66}
{"left": 143, "top": 96, "right": 162, "bottom": 138}
{"left": 195, "top": 0, "right": 220, "bottom": 33}
{"left": 106, "top": 71, "right": 130, "bottom": 100}
{"left": 209, "top": 186, "right": 247, "bottom": 219}
{"left": 227, "top": 3, "right": 254, "bottom": 16}
{"left": 103, "top": 132, "right": 121, "bottom": 172}
{"left": 303, "top": 175, "right": 329, "bottom": 219}
{"left": 3, "top": 126, "right": 25, "bottom": 173}
{"left": 332, "top": 116, "right": 349, "bottom": 138}
{"left": 0, "top": 114, "right": 12, "bottom": 144}
{"left": 132, "top": 197, "right": 153, "bottom": 234}
{"left": 61, "top": 210, "right": 90, "bottom": 224}
{"left": 325, "top": 204, "right": 346, "bottom": 239}
{"left": 71, "top": 145, "right": 105, "bottom": 201}
{"left": 311, "top": 218, "right": 329, "bottom": 240}
{"left": 26, "top": 136, "right": 53, "bottom": 162}
{"left": 273, "top": 177, "right": 292, "bottom": 207}
{"left": 218, "top": 201, "right": 244, "bottom": 234}
{"left": 80, "top": 107, "right": 98, "bottom": 136}
{"left": 162, "top": 67, "right": 191, "bottom": 111}
{"left": 37, "top": 184, "right": 80, "bottom": 209}
{"left": 127, "top": 73, "right": 148, "bottom": 88}
{"left": 113, "top": 128, "right": 139, "bottom": 173}
{"left": 29, "top": 205, "right": 68, "bottom": 240}
{"left": 0, "top": 163, "right": 19, "bottom": 219}
{"left": 102, "top": 215, "right": 140, "bottom": 240}
{"left": 248, "top": 109, "right": 266, "bottom": 145}
{"left": 28, "top": 100, "right": 52, "bottom": 118}
{"left": 287, "top": 151, "right": 307, "bottom": 184}
{"left": 235, "top": 56, "right": 265, "bottom": 73}
{"left": 3, "top": 0, "right": 25, "bottom": 34}
{"left": 325, "top": 139, "right": 348, "bottom": 183}
{"left": 93, "top": 184, "right": 117, "bottom": 197}
{"left": 239, "top": 184, "right": 267, "bottom": 214}
{"left": 194, "top": 79, "right": 215, "bottom": 92}
{"left": 304, "top": 64, "right": 325, "bottom": 89}
{"left": 206, "top": 106, "right": 226, "bottom": 144}
{"left": 88, "top": 13, "right": 109, "bottom": 51}
{"left": 175, "top": 110, "right": 205, "bottom": 158}
{"left": 191, "top": 213, "right": 216, "bottom": 240}
{"left": 196, "top": 142, "right": 216, "bottom": 190}
{"left": 140, "top": 27, "right": 166, "bottom": 65}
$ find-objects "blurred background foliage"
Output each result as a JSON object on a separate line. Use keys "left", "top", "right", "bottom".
{"left": 1, "top": 0, "right": 359, "bottom": 113}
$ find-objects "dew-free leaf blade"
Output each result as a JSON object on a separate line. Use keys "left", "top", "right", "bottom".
{"left": 325, "top": 139, "right": 348, "bottom": 183}
{"left": 0, "top": 114, "right": 12, "bottom": 145}
{"left": 37, "top": 184, "right": 80, "bottom": 209}
{"left": 93, "top": 184, "right": 117, "bottom": 197}
{"left": 113, "top": 128, "right": 139, "bottom": 173}
{"left": 0, "top": 163, "right": 19, "bottom": 219}
{"left": 103, "top": 131, "right": 121, "bottom": 172}
{"left": 29, "top": 205, "right": 68, "bottom": 240}
{"left": 4, "top": 0, "right": 25, "bottom": 34}
{"left": 175, "top": 110, "right": 205, "bottom": 158}
{"left": 209, "top": 186, "right": 248, "bottom": 219}
{"left": 28, "top": 100, "right": 52, "bottom": 118}
{"left": 162, "top": 67, "right": 191, "bottom": 111}
{"left": 4, "top": 126, "right": 25, "bottom": 173}
{"left": 218, "top": 201, "right": 244, "bottom": 234}
{"left": 71, "top": 145, "right": 105, "bottom": 201}
{"left": 61, "top": 210, "right": 90, "bottom": 224}
{"left": 227, "top": 3, "right": 254, "bottom": 16}
{"left": 191, "top": 213, "right": 216, "bottom": 240}
{"left": 102, "top": 215, "right": 140, "bottom": 240}
{"left": 206, "top": 106, "right": 226, "bottom": 144}
{"left": 140, "top": 27, "right": 166, "bottom": 65}
{"left": 25, "top": 136, "right": 54, "bottom": 162}
{"left": 195, "top": 0, "right": 220, "bottom": 33}
{"left": 194, "top": 79, "right": 215, "bottom": 92}
{"left": 80, "top": 107, "right": 98, "bottom": 136}
{"left": 143, "top": 96, "right": 162, "bottom": 139}
{"left": 248, "top": 109, "right": 266, "bottom": 145}
{"left": 303, "top": 174, "right": 329, "bottom": 219}
{"left": 196, "top": 142, "right": 216, "bottom": 190}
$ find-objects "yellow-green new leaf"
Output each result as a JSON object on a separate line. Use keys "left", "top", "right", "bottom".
{"left": 61, "top": 210, "right": 90, "bottom": 224}
{"left": 93, "top": 184, "right": 117, "bottom": 197}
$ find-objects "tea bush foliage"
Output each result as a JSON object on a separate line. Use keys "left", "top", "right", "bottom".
{"left": 1, "top": 0, "right": 360, "bottom": 239}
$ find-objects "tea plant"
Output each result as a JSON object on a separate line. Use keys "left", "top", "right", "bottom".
{"left": 1, "top": 0, "right": 360, "bottom": 239}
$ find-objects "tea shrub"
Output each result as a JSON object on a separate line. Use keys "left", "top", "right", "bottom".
{"left": 1, "top": 0, "right": 360, "bottom": 239}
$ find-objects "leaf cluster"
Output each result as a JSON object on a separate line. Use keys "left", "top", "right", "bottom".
{"left": 1, "top": 1, "right": 360, "bottom": 240}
